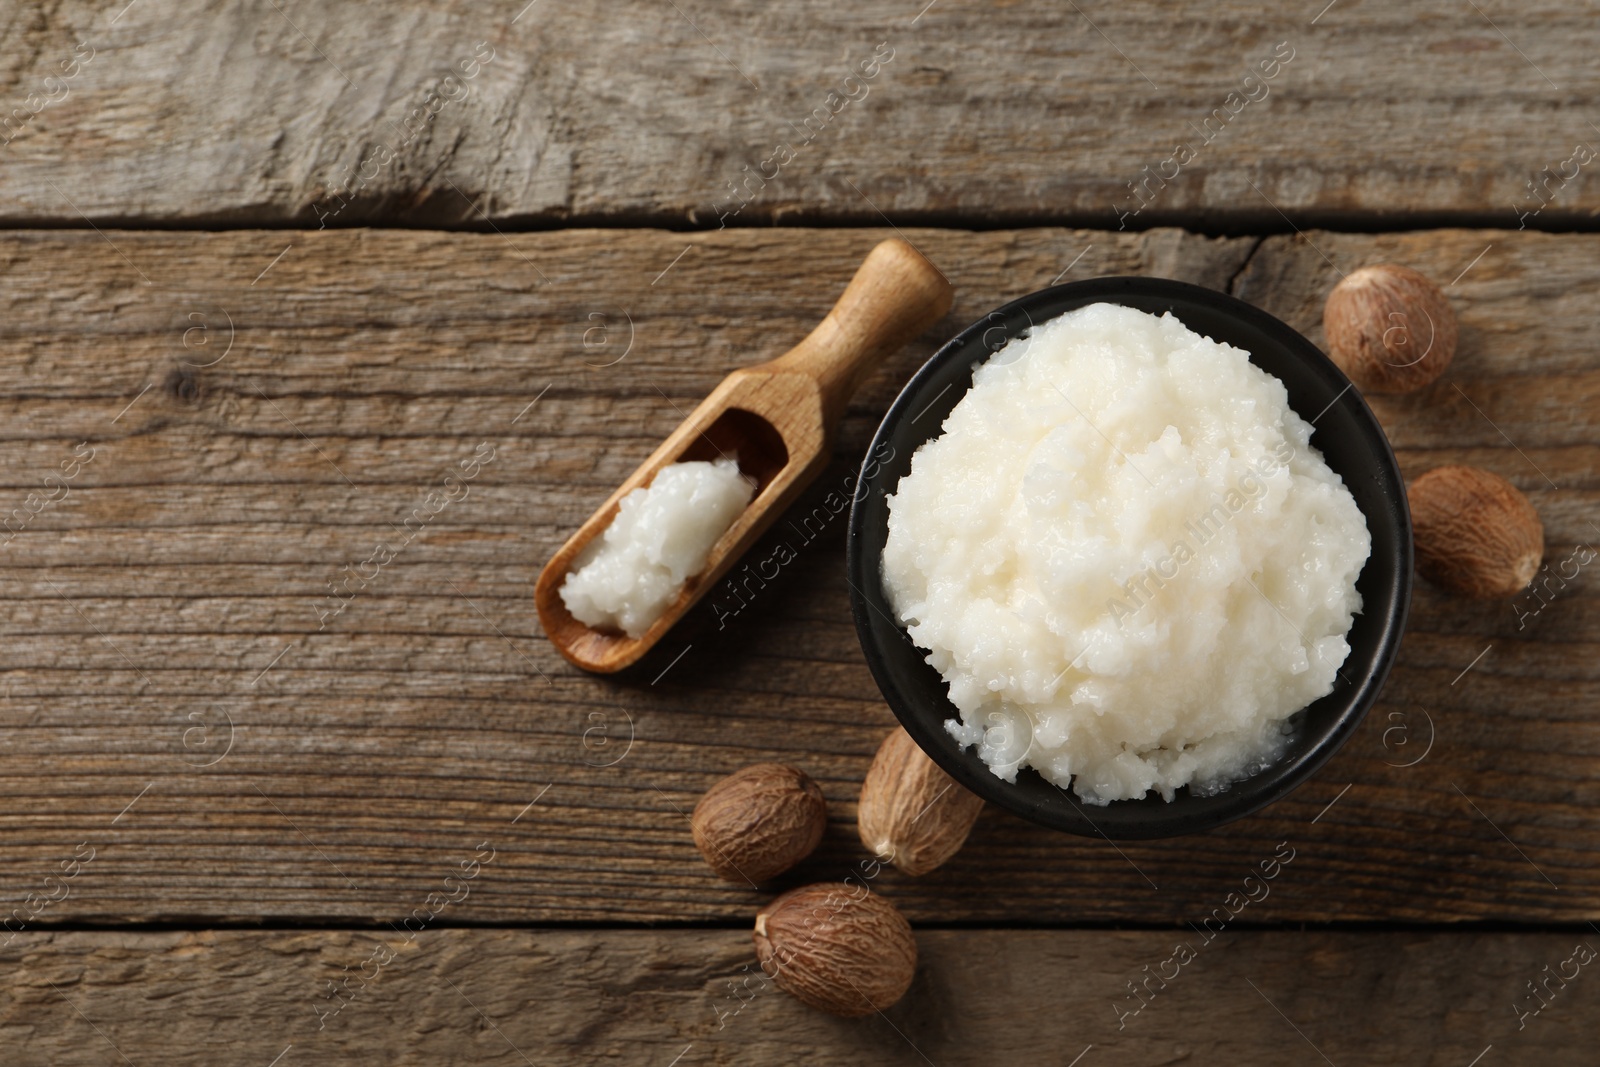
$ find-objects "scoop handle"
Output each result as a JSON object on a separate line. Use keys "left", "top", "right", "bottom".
{"left": 767, "top": 238, "right": 954, "bottom": 426}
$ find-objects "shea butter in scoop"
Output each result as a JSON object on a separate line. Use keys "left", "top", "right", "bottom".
{"left": 560, "top": 457, "right": 754, "bottom": 637}
{"left": 882, "top": 303, "right": 1370, "bottom": 805}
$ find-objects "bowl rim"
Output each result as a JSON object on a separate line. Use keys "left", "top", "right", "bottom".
{"left": 846, "top": 276, "right": 1412, "bottom": 840}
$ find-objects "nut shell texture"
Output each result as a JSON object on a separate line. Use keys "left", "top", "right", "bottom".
{"left": 859, "top": 727, "right": 984, "bottom": 876}
{"left": 691, "top": 763, "right": 826, "bottom": 883}
{"left": 1409, "top": 465, "right": 1543, "bottom": 598}
{"left": 1324, "top": 264, "right": 1457, "bottom": 393}
{"left": 752, "top": 883, "right": 917, "bottom": 1016}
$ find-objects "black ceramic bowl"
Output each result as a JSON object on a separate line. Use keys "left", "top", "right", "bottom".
{"left": 847, "top": 277, "right": 1411, "bottom": 840}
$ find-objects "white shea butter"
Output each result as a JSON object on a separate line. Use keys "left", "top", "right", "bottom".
{"left": 561, "top": 457, "right": 754, "bottom": 638}
{"left": 882, "top": 303, "right": 1371, "bottom": 804}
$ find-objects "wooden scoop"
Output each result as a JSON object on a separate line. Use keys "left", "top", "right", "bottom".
{"left": 535, "top": 238, "right": 953, "bottom": 673}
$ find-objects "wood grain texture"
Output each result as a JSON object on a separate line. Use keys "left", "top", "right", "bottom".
{"left": 0, "top": 1, "right": 1597, "bottom": 227}
{"left": 0, "top": 225, "right": 1596, "bottom": 927}
{"left": 4, "top": 928, "right": 1596, "bottom": 1065}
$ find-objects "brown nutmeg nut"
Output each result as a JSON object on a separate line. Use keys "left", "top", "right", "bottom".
{"left": 1409, "top": 465, "right": 1543, "bottom": 598}
{"left": 691, "top": 763, "right": 826, "bottom": 883}
{"left": 1323, "top": 264, "right": 1457, "bottom": 393}
{"left": 752, "top": 883, "right": 917, "bottom": 1017}
{"left": 859, "top": 727, "right": 983, "bottom": 876}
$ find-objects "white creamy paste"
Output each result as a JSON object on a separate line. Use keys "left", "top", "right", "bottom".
{"left": 561, "top": 457, "right": 754, "bottom": 638}
{"left": 881, "top": 303, "right": 1371, "bottom": 804}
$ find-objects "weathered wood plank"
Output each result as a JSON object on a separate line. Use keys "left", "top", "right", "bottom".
{"left": 3, "top": 928, "right": 1595, "bottom": 1065}
{"left": 0, "top": 225, "right": 1597, "bottom": 926}
{"left": 0, "top": 2, "right": 1596, "bottom": 226}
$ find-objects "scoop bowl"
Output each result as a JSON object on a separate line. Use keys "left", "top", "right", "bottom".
{"left": 537, "top": 239, "right": 952, "bottom": 673}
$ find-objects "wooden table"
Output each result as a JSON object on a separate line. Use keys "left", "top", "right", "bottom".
{"left": 2, "top": 1, "right": 1597, "bottom": 1063}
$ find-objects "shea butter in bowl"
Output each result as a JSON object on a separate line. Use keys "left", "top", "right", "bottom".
{"left": 847, "top": 278, "right": 1410, "bottom": 840}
